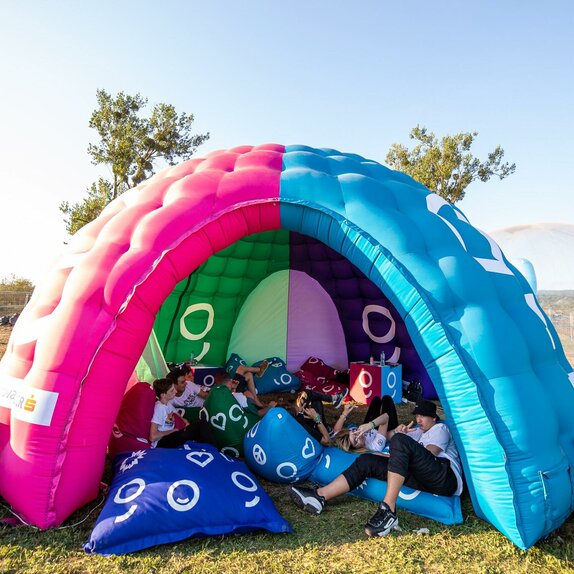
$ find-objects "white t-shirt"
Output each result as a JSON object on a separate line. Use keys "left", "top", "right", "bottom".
{"left": 408, "top": 422, "right": 463, "bottom": 495}
{"left": 150, "top": 401, "right": 177, "bottom": 448}
{"left": 232, "top": 392, "right": 248, "bottom": 409}
{"left": 363, "top": 429, "right": 387, "bottom": 453}
{"left": 170, "top": 382, "right": 206, "bottom": 409}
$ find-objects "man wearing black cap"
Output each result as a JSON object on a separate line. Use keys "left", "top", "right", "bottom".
{"left": 288, "top": 399, "right": 463, "bottom": 537}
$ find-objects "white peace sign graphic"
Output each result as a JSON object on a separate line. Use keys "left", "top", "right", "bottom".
{"left": 252, "top": 444, "right": 267, "bottom": 465}
{"left": 167, "top": 479, "right": 200, "bottom": 512}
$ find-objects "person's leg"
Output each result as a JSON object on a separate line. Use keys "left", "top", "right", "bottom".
{"left": 289, "top": 454, "right": 388, "bottom": 514}
{"left": 364, "top": 396, "right": 383, "bottom": 424}
{"left": 385, "top": 433, "right": 457, "bottom": 503}
{"left": 156, "top": 424, "right": 198, "bottom": 448}
{"left": 241, "top": 372, "right": 264, "bottom": 407}
{"left": 380, "top": 395, "right": 399, "bottom": 431}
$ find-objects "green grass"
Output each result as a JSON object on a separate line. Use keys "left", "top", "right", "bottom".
{"left": 1, "top": 399, "right": 573, "bottom": 573}
{"left": 1, "top": 478, "right": 573, "bottom": 574}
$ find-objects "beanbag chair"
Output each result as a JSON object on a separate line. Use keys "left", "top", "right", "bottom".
{"left": 310, "top": 447, "right": 463, "bottom": 525}
{"left": 85, "top": 443, "right": 292, "bottom": 555}
{"left": 295, "top": 371, "right": 348, "bottom": 396}
{"left": 299, "top": 356, "right": 349, "bottom": 384}
{"left": 252, "top": 357, "right": 301, "bottom": 394}
{"left": 108, "top": 382, "right": 155, "bottom": 459}
{"left": 225, "top": 352, "right": 247, "bottom": 378}
{"left": 244, "top": 407, "right": 323, "bottom": 483}
{"left": 200, "top": 385, "right": 259, "bottom": 457}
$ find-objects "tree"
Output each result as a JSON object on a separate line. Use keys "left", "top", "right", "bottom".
{"left": 0, "top": 274, "right": 34, "bottom": 292}
{"left": 385, "top": 125, "right": 516, "bottom": 203}
{"left": 60, "top": 90, "right": 210, "bottom": 235}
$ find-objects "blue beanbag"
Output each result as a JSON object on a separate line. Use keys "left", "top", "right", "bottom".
{"left": 244, "top": 407, "right": 323, "bottom": 482}
{"left": 252, "top": 357, "right": 301, "bottom": 394}
{"left": 310, "top": 447, "right": 463, "bottom": 525}
{"left": 85, "top": 443, "right": 291, "bottom": 555}
{"left": 225, "top": 352, "right": 247, "bottom": 378}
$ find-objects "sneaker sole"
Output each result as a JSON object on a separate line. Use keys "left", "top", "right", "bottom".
{"left": 289, "top": 487, "right": 323, "bottom": 515}
{"left": 364, "top": 518, "right": 398, "bottom": 537}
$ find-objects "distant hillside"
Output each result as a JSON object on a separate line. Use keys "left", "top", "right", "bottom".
{"left": 538, "top": 290, "right": 574, "bottom": 314}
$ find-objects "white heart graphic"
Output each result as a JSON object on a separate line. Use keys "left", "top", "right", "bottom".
{"left": 301, "top": 437, "right": 316, "bottom": 459}
{"left": 211, "top": 412, "right": 227, "bottom": 431}
{"left": 186, "top": 450, "right": 214, "bottom": 468}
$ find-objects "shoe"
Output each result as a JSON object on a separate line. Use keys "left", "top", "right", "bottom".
{"left": 332, "top": 388, "right": 349, "bottom": 409}
{"left": 364, "top": 502, "right": 398, "bottom": 537}
{"left": 257, "top": 359, "right": 269, "bottom": 378}
{"left": 289, "top": 486, "right": 325, "bottom": 515}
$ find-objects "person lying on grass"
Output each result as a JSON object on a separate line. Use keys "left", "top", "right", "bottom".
{"left": 334, "top": 395, "right": 399, "bottom": 453}
{"left": 290, "top": 388, "right": 349, "bottom": 445}
{"left": 289, "top": 399, "right": 463, "bottom": 537}
{"left": 149, "top": 378, "right": 200, "bottom": 448}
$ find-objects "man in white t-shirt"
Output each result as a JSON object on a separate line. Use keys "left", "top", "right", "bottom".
{"left": 167, "top": 368, "right": 209, "bottom": 410}
{"left": 289, "top": 399, "right": 463, "bottom": 537}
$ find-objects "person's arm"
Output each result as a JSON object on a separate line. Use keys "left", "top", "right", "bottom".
{"left": 356, "top": 412, "right": 389, "bottom": 437}
{"left": 425, "top": 444, "right": 443, "bottom": 456}
{"left": 149, "top": 422, "right": 176, "bottom": 443}
{"left": 198, "top": 388, "right": 210, "bottom": 399}
{"left": 332, "top": 404, "right": 356, "bottom": 435}
{"left": 423, "top": 424, "right": 449, "bottom": 455}
{"left": 304, "top": 406, "right": 331, "bottom": 444}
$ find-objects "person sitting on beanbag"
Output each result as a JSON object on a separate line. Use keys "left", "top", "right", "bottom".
{"left": 218, "top": 373, "right": 276, "bottom": 418}
{"left": 149, "top": 378, "right": 200, "bottom": 448}
{"left": 167, "top": 366, "right": 209, "bottom": 420}
{"left": 227, "top": 360, "right": 269, "bottom": 416}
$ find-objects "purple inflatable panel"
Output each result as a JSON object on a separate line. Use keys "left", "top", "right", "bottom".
{"left": 289, "top": 232, "right": 435, "bottom": 398}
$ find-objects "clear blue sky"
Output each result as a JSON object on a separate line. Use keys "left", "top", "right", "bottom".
{"left": 1, "top": 0, "right": 572, "bottom": 283}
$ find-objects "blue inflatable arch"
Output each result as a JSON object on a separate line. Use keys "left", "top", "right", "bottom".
{"left": 279, "top": 146, "right": 573, "bottom": 548}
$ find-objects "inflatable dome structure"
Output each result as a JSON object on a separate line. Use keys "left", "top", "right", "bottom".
{"left": 0, "top": 144, "right": 572, "bottom": 549}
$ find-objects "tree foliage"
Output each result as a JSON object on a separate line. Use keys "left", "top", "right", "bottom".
{"left": 60, "top": 89, "right": 210, "bottom": 235}
{"left": 385, "top": 126, "right": 516, "bottom": 203}
{"left": 0, "top": 274, "right": 34, "bottom": 292}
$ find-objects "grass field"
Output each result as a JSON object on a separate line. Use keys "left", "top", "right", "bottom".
{"left": 0, "top": 324, "right": 573, "bottom": 573}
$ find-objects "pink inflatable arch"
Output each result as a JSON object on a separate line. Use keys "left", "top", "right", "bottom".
{"left": 0, "top": 145, "right": 284, "bottom": 527}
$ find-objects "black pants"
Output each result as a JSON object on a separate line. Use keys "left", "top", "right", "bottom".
{"left": 341, "top": 432, "right": 458, "bottom": 496}
{"left": 364, "top": 395, "right": 398, "bottom": 430}
{"left": 294, "top": 389, "right": 332, "bottom": 442}
{"left": 157, "top": 423, "right": 199, "bottom": 449}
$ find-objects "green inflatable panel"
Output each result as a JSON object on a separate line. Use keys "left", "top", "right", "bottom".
{"left": 200, "top": 385, "right": 259, "bottom": 457}
{"left": 228, "top": 270, "right": 289, "bottom": 364}
{"left": 135, "top": 329, "right": 168, "bottom": 383}
{"left": 154, "top": 231, "right": 290, "bottom": 365}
